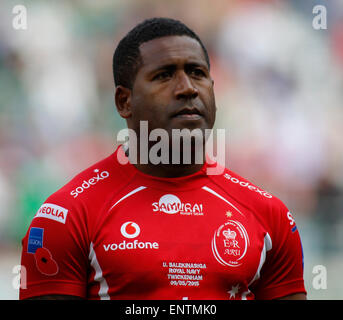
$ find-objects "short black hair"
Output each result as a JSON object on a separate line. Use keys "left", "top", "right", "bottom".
{"left": 113, "top": 17, "right": 210, "bottom": 89}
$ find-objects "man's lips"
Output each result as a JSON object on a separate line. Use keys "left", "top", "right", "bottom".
{"left": 174, "top": 113, "right": 203, "bottom": 120}
{"left": 172, "top": 106, "right": 203, "bottom": 119}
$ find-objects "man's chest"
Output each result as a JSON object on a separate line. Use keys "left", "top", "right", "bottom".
{"left": 89, "top": 185, "right": 269, "bottom": 299}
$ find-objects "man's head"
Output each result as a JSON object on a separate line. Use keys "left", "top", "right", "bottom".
{"left": 113, "top": 17, "right": 210, "bottom": 90}
{"left": 113, "top": 17, "right": 216, "bottom": 143}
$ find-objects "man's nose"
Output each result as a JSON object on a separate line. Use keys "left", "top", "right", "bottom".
{"left": 174, "top": 71, "right": 198, "bottom": 100}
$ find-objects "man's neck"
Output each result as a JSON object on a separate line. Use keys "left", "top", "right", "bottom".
{"left": 133, "top": 162, "right": 205, "bottom": 178}
{"left": 124, "top": 143, "right": 205, "bottom": 178}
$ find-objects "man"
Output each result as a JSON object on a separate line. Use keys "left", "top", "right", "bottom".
{"left": 20, "top": 18, "right": 306, "bottom": 300}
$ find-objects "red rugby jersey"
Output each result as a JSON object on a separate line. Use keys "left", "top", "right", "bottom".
{"left": 20, "top": 145, "right": 306, "bottom": 300}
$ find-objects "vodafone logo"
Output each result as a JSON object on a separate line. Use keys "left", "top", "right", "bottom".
{"left": 120, "top": 222, "right": 140, "bottom": 238}
{"left": 103, "top": 222, "right": 159, "bottom": 252}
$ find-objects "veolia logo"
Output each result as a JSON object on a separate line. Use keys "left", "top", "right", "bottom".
{"left": 120, "top": 222, "right": 140, "bottom": 238}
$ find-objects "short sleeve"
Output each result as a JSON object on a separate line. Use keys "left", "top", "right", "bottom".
{"left": 250, "top": 204, "right": 306, "bottom": 299}
{"left": 19, "top": 193, "right": 89, "bottom": 299}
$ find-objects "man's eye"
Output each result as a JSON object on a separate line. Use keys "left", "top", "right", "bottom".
{"left": 190, "top": 68, "right": 206, "bottom": 77}
{"left": 153, "top": 71, "right": 172, "bottom": 80}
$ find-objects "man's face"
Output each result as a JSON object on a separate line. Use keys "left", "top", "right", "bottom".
{"left": 127, "top": 35, "right": 216, "bottom": 137}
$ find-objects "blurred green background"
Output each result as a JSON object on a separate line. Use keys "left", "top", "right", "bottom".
{"left": 0, "top": 0, "right": 342, "bottom": 299}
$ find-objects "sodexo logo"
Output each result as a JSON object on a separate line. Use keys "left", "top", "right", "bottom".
{"left": 223, "top": 174, "right": 272, "bottom": 199}
{"left": 70, "top": 169, "right": 110, "bottom": 198}
{"left": 103, "top": 222, "right": 159, "bottom": 252}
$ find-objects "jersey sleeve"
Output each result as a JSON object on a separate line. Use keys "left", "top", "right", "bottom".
{"left": 250, "top": 202, "right": 306, "bottom": 299}
{"left": 19, "top": 191, "right": 89, "bottom": 299}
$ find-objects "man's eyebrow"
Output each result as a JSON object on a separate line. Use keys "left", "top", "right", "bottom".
{"left": 185, "top": 62, "right": 208, "bottom": 69}
{"left": 149, "top": 64, "right": 176, "bottom": 73}
{"left": 148, "top": 61, "right": 208, "bottom": 74}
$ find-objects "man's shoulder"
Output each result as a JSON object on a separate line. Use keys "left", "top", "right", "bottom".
{"left": 207, "top": 167, "right": 290, "bottom": 235}
{"left": 209, "top": 166, "right": 287, "bottom": 212}
{"left": 44, "top": 147, "right": 134, "bottom": 209}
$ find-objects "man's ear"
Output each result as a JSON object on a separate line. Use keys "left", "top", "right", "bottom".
{"left": 115, "top": 85, "right": 132, "bottom": 119}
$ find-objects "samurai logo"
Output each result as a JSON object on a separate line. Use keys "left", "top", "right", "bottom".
{"left": 152, "top": 194, "right": 204, "bottom": 216}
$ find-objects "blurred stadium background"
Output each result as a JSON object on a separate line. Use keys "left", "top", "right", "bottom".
{"left": 0, "top": 0, "right": 342, "bottom": 299}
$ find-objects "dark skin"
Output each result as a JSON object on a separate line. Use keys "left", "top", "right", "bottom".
{"left": 27, "top": 35, "right": 306, "bottom": 300}
{"left": 115, "top": 36, "right": 216, "bottom": 178}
